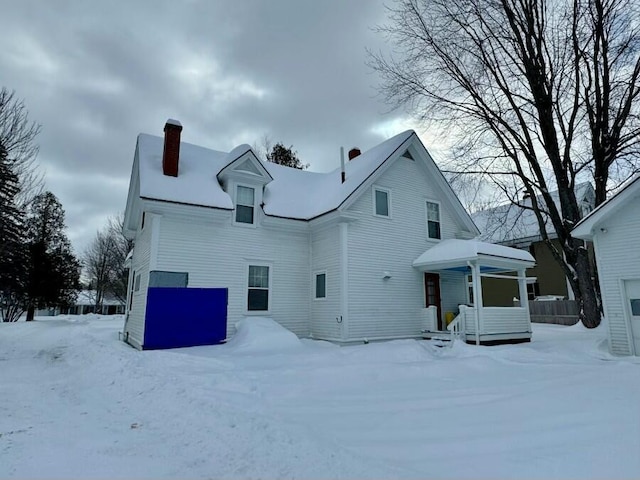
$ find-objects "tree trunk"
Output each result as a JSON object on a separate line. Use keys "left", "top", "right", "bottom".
{"left": 26, "top": 305, "right": 35, "bottom": 321}
{"left": 573, "top": 242, "right": 600, "bottom": 328}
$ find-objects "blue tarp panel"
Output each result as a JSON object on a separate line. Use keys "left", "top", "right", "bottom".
{"left": 143, "top": 287, "right": 227, "bottom": 350}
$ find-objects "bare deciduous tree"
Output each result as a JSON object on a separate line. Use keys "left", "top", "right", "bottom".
{"left": 83, "top": 214, "right": 133, "bottom": 312}
{"left": 252, "top": 134, "right": 273, "bottom": 161}
{"left": 105, "top": 215, "right": 134, "bottom": 303}
{"left": 369, "top": 0, "right": 640, "bottom": 327}
{"left": 0, "top": 87, "right": 43, "bottom": 206}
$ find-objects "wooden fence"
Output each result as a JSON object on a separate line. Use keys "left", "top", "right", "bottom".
{"left": 527, "top": 300, "right": 579, "bottom": 325}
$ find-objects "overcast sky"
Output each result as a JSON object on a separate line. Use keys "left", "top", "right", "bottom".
{"left": 1, "top": 0, "right": 434, "bottom": 256}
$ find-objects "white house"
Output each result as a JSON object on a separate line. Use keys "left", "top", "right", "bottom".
{"left": 121, "top": 120, "right": 535, "bottom": 350}
{"left": 573, "top": 174, "right": 640, "bottom": 356}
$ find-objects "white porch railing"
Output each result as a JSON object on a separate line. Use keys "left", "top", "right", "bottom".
{"left": 421, "top": 306, "right": 438, "bottom": 333}
{"left": 482, "top": 307, "right": 529, "bottom": 333}
{"left": 446, "top": 311, "right": 466, "bottom": 342}
{"left": 424, "top": 304, "right": 530, "bottom": 344}
{"left": 456, "top": 305, "right": 530, "bottom": 343}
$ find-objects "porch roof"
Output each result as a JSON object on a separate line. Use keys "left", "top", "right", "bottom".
{"left": 412, "top": 239, "right": 535, "bottom": 273}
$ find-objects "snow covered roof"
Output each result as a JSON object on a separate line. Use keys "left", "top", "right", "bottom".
{"left": 262, "top": 131, "right": 414, "bottom": 219}
{"left": 137, "top": 134, "right": 234, "bottom": 210}
{"left": 135, "top": 130, "right": 415, "bottom": 220}
{"left": 412, "top": 239, "right": 535, "bottom": 272}
{"left": 572, "top": 174, "right": 640, "bottom": 239}
{"left": 471, "top": 183, "right": 595, "bottom": 245}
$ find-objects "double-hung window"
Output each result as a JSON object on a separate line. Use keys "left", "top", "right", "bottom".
{"left": 426, "top": 201, "right": 441, "bottom": 239}
{"left": 373, "top": 187, "right": 391, "bottom": 217}
{"left": 236, "top": 185, "right": 255, "bottom": 224}
{"left": 248, "top": 265, "right": 269, "bottom": 311}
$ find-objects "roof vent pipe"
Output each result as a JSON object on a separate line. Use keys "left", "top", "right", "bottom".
{"left": 340, "top": 147, "right": 346, "bottom": 184}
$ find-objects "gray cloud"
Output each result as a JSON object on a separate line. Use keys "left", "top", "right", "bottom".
{"left": 0, "top": 0, "right": 417, "bottom": 256}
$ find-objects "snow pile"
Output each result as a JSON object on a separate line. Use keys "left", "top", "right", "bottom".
{"left": 223, "top": 316, "right": 304, "bottom": 353}
{"left": 1, "top": 315, "right": 640, "bottom": 479}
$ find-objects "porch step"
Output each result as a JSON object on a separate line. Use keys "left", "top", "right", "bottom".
{"left": 421, "top": 331, "right": 454, "bottom": 347}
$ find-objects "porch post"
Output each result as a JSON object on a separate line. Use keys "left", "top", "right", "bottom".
{"left": 517, "top": 268, "right": 530, "bottom": 318}
{"left": 471, "top": 262, "right": 483, "bottom": 345}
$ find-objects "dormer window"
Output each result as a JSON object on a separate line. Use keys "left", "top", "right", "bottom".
{"left": 236, "top": 185, "right": 255, "bottom": 224}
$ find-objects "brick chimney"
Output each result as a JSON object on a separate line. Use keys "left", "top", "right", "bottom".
{"left": 348, "top": 148, "right": 361, "bottom": 160}
{"left": 162, "top": 119, "right": 182, "bottom": 177}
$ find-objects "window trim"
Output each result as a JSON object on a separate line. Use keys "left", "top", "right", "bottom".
{"left": 372, "top": 186, "right": 392, "bottom": 218}
{"left": 245, "top": 263, "right": 272, "bottom": 314}
{"left": 314, "top": 271, "right": 327, "bottom": 300}
{"left": 425, "top": 199, "right": 442, "bottom": 240}
{"left": 234, "top": 183, "right": 257, "bottom": 226}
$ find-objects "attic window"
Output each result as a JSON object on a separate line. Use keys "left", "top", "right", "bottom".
{"left": 373, "top": 186, "right": 391, "bottom": 218}
{"left": 235, "top": 185, "right": 255, "bottom": 224}
{"left": 402, "top": 149, "right": 414, "bottom": 160}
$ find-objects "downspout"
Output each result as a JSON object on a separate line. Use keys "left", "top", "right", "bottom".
{"left": 340, "top": 222, "right": 349, "bottom": 341}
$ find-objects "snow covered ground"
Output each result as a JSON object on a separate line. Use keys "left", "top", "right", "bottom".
{"left": 1, "top": 315, "right": 639, "bottom": 479}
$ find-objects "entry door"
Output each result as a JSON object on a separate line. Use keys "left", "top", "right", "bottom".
{"left": 424, "top": 273, "right": 443, "bottom": 330}
{"left": 624, "top": 279, "right": 640, "bottom": 355}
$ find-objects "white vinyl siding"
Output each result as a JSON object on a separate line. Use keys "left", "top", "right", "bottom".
{"left": 310, "top": 225, "right": 342, "bottom": 340}
{"left": 123, "top": 214, "right": 154, "bottom": 348}
{"left": 440, "top": 271, "right": 467, "bottom": 319}
{"left": 345, "top": 154, "right": 463, "bottom": 340}
{"left": 591, "top": 200, "right": 640, "bottom": 355}
{"left": 155, "top": 204, "right": 310, "bottom": 338}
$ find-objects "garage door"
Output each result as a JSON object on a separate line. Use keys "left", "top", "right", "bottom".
{"left": 624, "top": 279, "right": 640, "bottom": 355}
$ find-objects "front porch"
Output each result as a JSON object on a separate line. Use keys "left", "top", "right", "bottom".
{"left": 420, "top": 305, "right": 532, "bottom": 345}
{"left": 413, "top": 239, "right": 536, "bottom": 345}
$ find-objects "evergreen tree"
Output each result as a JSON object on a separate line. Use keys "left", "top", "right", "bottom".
{"left": 0, "top": 141, "right": 27, "bottom": 322}
{"left": 266, "top": 143, "right": 309, "bottom": 170}
{"left": 23, "top": 192, "right": 80, "bottom": 321}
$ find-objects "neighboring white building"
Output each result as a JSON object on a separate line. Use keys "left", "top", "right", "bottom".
{"left": 36, "top": 290, "right": 125, "bottom": 316}
{"left": 573, "top": 174, "right": 640, "bottom": 356}
{"left": 122, "top": 120, "right": 535, "bottom": 350}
